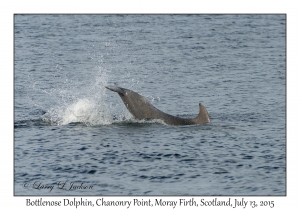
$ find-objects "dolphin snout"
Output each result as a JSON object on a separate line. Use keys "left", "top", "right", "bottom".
{"left": 105, "top": 86, "right": 125, "bottom": 94}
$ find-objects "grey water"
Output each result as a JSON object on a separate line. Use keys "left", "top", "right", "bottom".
{"left": 14, "top": 14, "right": 286, "bottom": 196}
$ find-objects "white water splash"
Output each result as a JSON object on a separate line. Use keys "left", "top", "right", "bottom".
{"left": 43, "top": 95, "right": 113, "bottom": 126}
{"left": 61, "top": 98, "right": 112, "bottom": 125}
{"left": 39, "top": 64, "right": 116, "bottom": 126}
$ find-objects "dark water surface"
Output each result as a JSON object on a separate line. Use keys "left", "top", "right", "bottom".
{"left": 14, "top": 14, "right": 286, "bottom": 195}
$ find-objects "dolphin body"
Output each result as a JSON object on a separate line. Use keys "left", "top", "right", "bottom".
{"left": 106, "top": 86, "right": 210, "bottom": 126}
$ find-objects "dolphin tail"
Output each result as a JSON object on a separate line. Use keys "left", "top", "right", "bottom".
{"left": 193, "top": 103, "right": 210, "bottom": 124}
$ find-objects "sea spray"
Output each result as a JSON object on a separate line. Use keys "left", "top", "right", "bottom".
{"left": 42, "top": 75, "right": 115, "bottom": 126}
{"left": 27, "top": 44, "right": 148, "bottom": 126}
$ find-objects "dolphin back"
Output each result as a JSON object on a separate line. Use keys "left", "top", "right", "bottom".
{"left": 105, "top": 85, "right": 210, "bottom": 126}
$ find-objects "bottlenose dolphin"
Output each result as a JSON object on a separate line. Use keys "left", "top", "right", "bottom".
{"left": 106, "top": 86, "right": 210, "bottom": 126}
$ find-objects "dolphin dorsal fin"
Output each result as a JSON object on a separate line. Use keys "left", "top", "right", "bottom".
{"left": 193, "top": 103, "right": 210, "bottom": 124}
